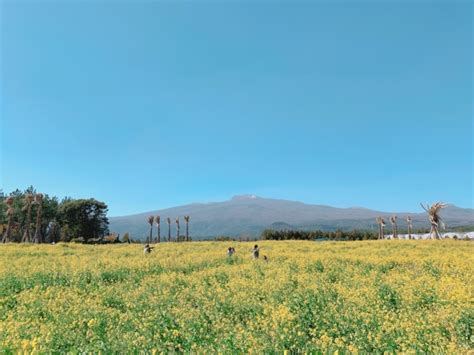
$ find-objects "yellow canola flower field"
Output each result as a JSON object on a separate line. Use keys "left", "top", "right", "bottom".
{"left": 0, "top": 240, "right": 473, "bottom": 352}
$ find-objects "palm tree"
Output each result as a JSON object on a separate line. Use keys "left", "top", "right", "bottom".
{"left": 21, "top": 194, "right": 34, "bottom": 243}
{"left": 390, "top": 216, "right": 398, "bottom": 239}
{"left": 147, "top": 216, "right": 154, "bottom": 244}
{"left": 184, "top": 215, "right": 190, "bottom": 242}
{"left": 155, "top": 216, "right": 161, "bottom": 243}
{"left": 420, "top": 202, "right": 447, "bottom": 239}
{"left": 175, "top": 217, "right": 180, "bottom": 242}
{"left": 1, "top": 197, "right": 14, "bottom": 243}
{"left": 32, "top": 193, "right": 43, "bottom": 243}
{"left": 376, "top": 217, "right": 386, "bottom": 240}
{"left": 406, "top": 216, "right": 413, "bottom": 239}
{"left": 167, "top": 217, "right": 171, "bottom": 242}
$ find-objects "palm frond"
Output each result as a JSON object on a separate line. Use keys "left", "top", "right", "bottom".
{"left": 420, "top": 203, "right": 429, "bottom": 213}
{"left": 427, "top": 202, "right": 447, "bottom": 222}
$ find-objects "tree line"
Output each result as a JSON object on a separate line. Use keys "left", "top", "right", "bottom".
{"left": 259, "top": 227, "right": 441, "bottom": 241}
{"left": 260, "top": 229, "right": 379, "bottom": 241}
{"left": 0, "top": 186, "right": 109, "bottom": 243}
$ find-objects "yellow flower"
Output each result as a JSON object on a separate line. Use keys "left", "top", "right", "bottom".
{"left": 0, "top": 240, "right": 472, "bottom": 352}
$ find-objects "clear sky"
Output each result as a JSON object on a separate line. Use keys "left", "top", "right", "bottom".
{"left": 1, "top": 1, "right": 472, "bottom": 216}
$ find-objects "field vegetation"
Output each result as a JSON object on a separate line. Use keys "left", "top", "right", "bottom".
{"left": 0, "top": 240, "right": 473, "bottom": 352}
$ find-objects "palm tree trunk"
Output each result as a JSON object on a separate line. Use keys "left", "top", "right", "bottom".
{"left": 2, "top": 216, "right": 13, "bottom": 243}
{"left": 32, "top": 204, "right": 43, "bottom": 243}
{"left": 22, "top": 204, "right": 32, "bottom": 243}
{"left": 186, "top": 222, "right": 189, "bottom": 242}
{"left": 157, "top": 224, "right": 160, "bottom": 243}
{"left": 168, "top": 224, "right": 171, "bottom": 242}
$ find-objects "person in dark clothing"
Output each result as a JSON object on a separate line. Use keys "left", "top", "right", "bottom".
{"left": 252, "top": 244, "right": 260, "bottom": 259}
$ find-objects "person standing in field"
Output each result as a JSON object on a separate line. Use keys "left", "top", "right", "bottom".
{"left": 252, "top": 245, "right": 260, "bottom": 259}
{"left": 143, "top": 244, "right": 154, "bottom": 254}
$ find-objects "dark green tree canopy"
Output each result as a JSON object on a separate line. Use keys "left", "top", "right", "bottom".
{"left": 1, "top": 187, "right": 109, "bottom": 242}
{"left": 58, "top": 199, "right": 109, "bottom": 241}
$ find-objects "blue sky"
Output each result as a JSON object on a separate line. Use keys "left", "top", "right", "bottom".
{"left": 1, "top": 1, "right": 472, "bottom": 216}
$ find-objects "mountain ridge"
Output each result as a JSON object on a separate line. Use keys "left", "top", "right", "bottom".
{"left": 109, "top": 195, "right": 474, "bottom": 239}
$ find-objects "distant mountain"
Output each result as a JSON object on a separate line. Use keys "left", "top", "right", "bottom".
{"left": 109, "top": 195, "right": 474, "bottom": 240}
